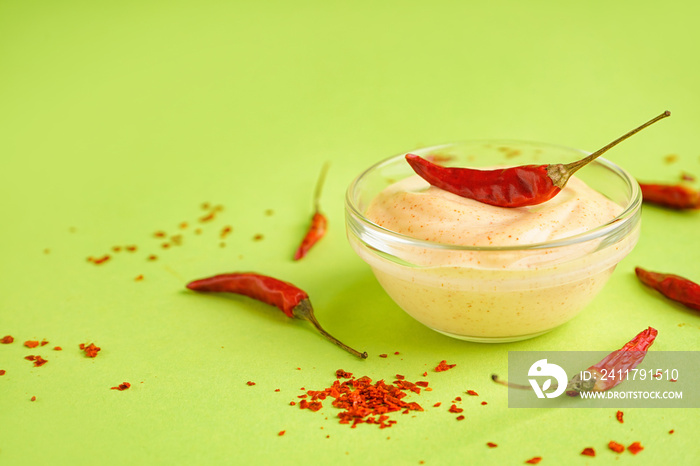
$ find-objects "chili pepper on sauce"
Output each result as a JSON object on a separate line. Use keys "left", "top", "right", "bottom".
{"left": 406, "top": 111, "right": 670, "bottom": 208}
{"left": 565, "top": 327, "right": 658, "bottom": 395}
{"left": 186, "top": 272, "right": 367, "bottom": 359}
{"left": 294, "top": 163, "right": 329, "bottom": 260}
{"left": 635, "top": 267, "right": 700, "bottom": 311}
{"left": 638, "top": 183, "right": 700, "bottom": 209}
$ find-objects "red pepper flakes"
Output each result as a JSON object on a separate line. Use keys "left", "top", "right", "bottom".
{"left": 180, "top": 222, "right": 188, "bottom": 229}
{"left": 111, "top": 382, "right": 131, "bottom": 391}
{"left": 278, "top": 430, "right": 285, "bottom": 436}
{"left": 335, "top": 369, "right": 353, "bottom": 379}
{"left": 435, "top": 360, "right": 456, "bottom": 372}
{"left": 581, "top": 447, "right": 595, "bottom": 457}
{"left": 25, "top": 355, "right": 48, "bottom": 367}
{"left": 154, "top": 231, "right": 166, "bottom": 238}
{"left": 394, "top": 351, "right": 400, "bottom": 355}
{"left": 298, "top": 394, "right": 308, "bottom": 398}
{"left": 147, "top": 255, "right": 157, "bottom": 261}
{"left": 79, "top": 343, "right": 101, "bottom": 358}
{"left": 394, "top": 379, "right": 421, "bottom": 394}
{"left": 246, "top": 381, "right": 256, "bottom": 386}
{"left": 200, "top": 212, "right": 215, "bottom": 223}
{"left": 220, "top": 226, "right": 232, "bottom": 239}
{"left": 90, "top": 255, "right": 111, "bottom": 265}
{"left": 1, "top": 335, "right": 14, "bottom": 344}
{"left": 454, "top": 396, "right": 462, "bottom": 401}
{"left": 681, "top": 172, "right": 696, "bottom": 182}
{"left": 134, "top": 275, "right": 144, "bottom": 281}
{"left": 525, "top": 457, "right": 542, "bottom": 464}
{"left": 126, "top": 245, "right": 137, "bottom": 252}
{"left": 481, "top": 401, "right": 487, "bottom": 405}
{"left": 487, "top": 442, "right": 498, "bottom": 448}
{"left": 616, "top": 410, "right": 624, "bottom": 423}
{"left": 422, "top": 372, "right": 427, "bottom": 377}
{"left": 24, "top": 340, "right": 40, "bottom": 348}
{"left": 627, "top": 442, "right": 644, "bottom": 455}
{"left": 396, "top": 374, "right": 405, "bottom": 380}
{"left": 31, "top": 396, "right": 36, "bottom": 401}
{"left": 112, "top": 246, "right": 122, "bottom": 252}
{"left": 466, "top": 390, "right": 478, "bottom": 396}
{"left": 608, "top": 441, "right": 625, "bottom": 453}
{"left": 53, "top": 346, "right": 62, "bottom": 351}
{"left": 290, "top": 401, "right": 296, "bottom": 406}
{"left": 448, "top": 404, "right": 463, "bottom": 414}
{"left": 379, "top": 354, "right": 388, "bottom": 358}
{"left": 161, "top": 243, "right": 171, "bottom": 249}
{"left": 433, "top": 402, "right": 442, "bottom": 407}
{"left": 669, "top": 429, "right": 675, "bottom": 434}
{"left": 456, "top": 415, "right": 465, "bottom": 421}
{"left": 40, "top": 340, "right": 48, "bottom": 346}
{"left": 253, "top": 234, "right": 264, "bottom": 241}
{"left": 416, "top": 381, "right": 429, "bottom": 388}
{"left": 0, "top": 370, "right": 5, "bottom": 375}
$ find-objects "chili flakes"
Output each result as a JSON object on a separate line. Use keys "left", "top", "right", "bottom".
{"left": 435, "top": 360, "right": 456, "bottom": 372}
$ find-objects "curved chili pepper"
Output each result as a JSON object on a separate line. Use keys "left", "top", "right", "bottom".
{"left": 635, "top": 267, "right": 700, "bottom": 311}
{"left": 186, "top": 272, "right": 368, "bottom": 359}
{"left": 407, "top": 111, "right": 670, "bottom": 208}
{"left": 639, "top": 183, "right": 700, "bottom": 209}
{"left": 294, "top": 163, "right": 329, "bottom": 260}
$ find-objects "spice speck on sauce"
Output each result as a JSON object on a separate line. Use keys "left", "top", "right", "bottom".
{"left": 1, "top": 335, "right": 14, "bottom": 344}
{"left": 524, "top": 457, "right": 541, "bottom": 464}
{"left": 154, "top": 231, "right": 166, "bottom": 238}
{"left": 25, "top": 355, "right": 48, "bottom": 367}
{"left": 608, "top": 441, "right": 625, "bottom": 453}
{"left": 627, "top": 442, "right": 644, "bottom": 455}
{"left": 616, "top": 410, "right": 624, "bottom": 423}
{"left": 126, "top": 245, "right": 137, "bottom": 252}
{"left": 53, "top": 346, "right": 62, "bottom": 351}
{"left": 379, "top": 354, "right": 388, "bottom": 358}
{"left": 79, "top": 343, "right": 101, "bottom": 358}
{"left": 664, "top": 154, "right": 679, "bottom": 164}
{"left": 111, "top": 382, "right": 131, "bottom": 391}
{"left": 581, "top": 447, "right": 595, "bottom": 457}
{"left": 466, "top": 390, "right": 478, "bottom": 396}
{"left": 220, "top": 226, "right": 232, "bottom": 239}
{"left": 487, "top": 442, "right": 497, "bottom": 448}
{"left": 448, "top": 404, "right": 463, "bottom": 414}
{"left": 148, "top": 255, "right": 157, "bottom": 261}
{"left": 433, "top": 402, "right": 441, "bottom": 407}
{"left": 246, "top": 381, "right": 256, "bottom": 386}
{"left": 335, "top": 369, "right": 353, "bottom": 379}
{"left": 456, "top": 415, "right": 465, "bottom": 421}
{"left": 40, "top": 340, "right": 48, "bottom": 346}
{"left": 669, "top": 429, "right": 675, "bottom": 434}
{"left": 481, "top": 401, "right": 487, "bottom": 405}
{"left": 134, "top": 275, "right": 144, "bottom": 281}
{"left": 278, "top": 430, "right": 285, "bottom": 436}
{"left": 0, "top": 370, "right": 6, "bottom": 375}
{"left": 435, "top": 360, "right": 456, "bottom": 372}
{"left": 24, "top": 340, "right": 40, "bottom": 348}
{"left": 253, "top": 234, "right": 264, "bottom": 241}
{"left": 31, "top": 396, "right": 36, "bottom": 401}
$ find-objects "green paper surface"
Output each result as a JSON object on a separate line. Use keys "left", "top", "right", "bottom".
{"left": 1, "top": 1, "right": 699, "bottom": 464}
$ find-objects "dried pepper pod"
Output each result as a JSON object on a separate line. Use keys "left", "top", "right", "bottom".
{"left": 186, "top": 272, "right": 367, "bottom": 359}
{"left": 639, "top": 183, "right": 700, "bottom": 209}
{"left": 635, "top": 267, "right": 700, "bottom": 311}
{"left": 294, "top": 163, "right": 329, "bottom": 260}
{"left": 406, "top": 111, "right": 670, "bottom": 208}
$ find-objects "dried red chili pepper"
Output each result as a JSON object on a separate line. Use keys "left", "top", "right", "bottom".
{"left": 294, "top": 163, "right": 329, "bottom": 260}
{"left": 186, "top": 272, "right": 367, "bottom": 359}
{"left": 608, "top": 441, "right": 625, "bottom": 453}
{"left": 486, "top": 442, "right": 498, "bottom": 448}
{"left": 581, "top": 447, "right": 595, "bottom": 457}
{"left": 525, "top": 457, "right": 542, "bottom": 464}
{"left": 80, "top": 343, "right": 101, "bottom": 358}
{"left": 639, "top": 182, "right": 700, "bottom": 209}
{"left": 111, "top": 382, "right": 131, "bottom": 391}
{"left": 627, "top": 442, "right": 644, "bottom": 455}
{"left": 1, "top": 335, "right": 14, "bottom": 344}
{"left": 24, "top": 340, "right": 40, "bottom": 348}
{"left": 635, "top": 267, "right": 700, "bottom": 311}
{"left": 406, "top": 111, "right": 670, "bottom": 208}
{"left": 616, "top": 410, "right": 624, "bottom": 423}
{"left": 435, "top": 360, "right": 456, "bottom": 372}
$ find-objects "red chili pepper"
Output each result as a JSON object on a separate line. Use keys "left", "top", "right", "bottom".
{"left": 635, "top": 267, "right": 700, "bottom": 311}
{"left": 639, "top": 182, "right": 700, "bottom": 209}
{"left": 294, "top": 163, "right": 329, "bottom": 260}
{"left": 186, "top": 272, "right": 367, "bottom": 359}
{"left": 406, "top": 111, "right": 670, "bottom": 207}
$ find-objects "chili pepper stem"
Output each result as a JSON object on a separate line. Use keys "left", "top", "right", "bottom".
{"left": 293, "top": 299, "right": 368, "bottom": 359}
{"left": 547, "top": 110, "right": 671, "bottom": 188}
{"left": 313, "top": 162, "right": 330, "bottom": 212}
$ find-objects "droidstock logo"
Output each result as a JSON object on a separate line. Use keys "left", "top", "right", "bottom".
{"left": 528, "top": 359, "right": 568, "bottom": 398}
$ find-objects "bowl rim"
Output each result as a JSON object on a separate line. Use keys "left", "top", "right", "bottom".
{"left": 345, "top": 139, "right": 642, "bottom": 252}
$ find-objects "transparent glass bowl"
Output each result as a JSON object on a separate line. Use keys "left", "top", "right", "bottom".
{"left": 345, "top": 140, "right": 642, "bottom": 342}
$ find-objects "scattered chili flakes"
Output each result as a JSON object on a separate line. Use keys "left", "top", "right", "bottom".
{"left": 581, "top": 447, "right": 595, "bottom": 457}
{"left": 220, "top": 226, "right": 232, "bottom": 239}
{"left": 627, "top": 442, "right": 644, "bottom": 455}
{"left": 154, "top": 231, "right": 166, "bottom": 238}
{"left": 435, "top": 360, "right": 456, "bottom": 372}
{"left": 170, "top": 235, "right": 183, "bottom": 246}
{"left": 0, "top": 370, "right": 5, "bottom": 375}
{"left": 161, "top": 243, "right": 171, "bottom": 249}
{"left": 200, "top": 212, "right": 215, "bottom": 223}
{"left": 289, "top": 401, "right": 296, "bottom": 406}
{"left": 148, "top": 255, "right": 157, "bottom": 261}
{"left": 448, "top": 404, "right": 463, "bottom": 414}
{"left": 53, "top": 346, "right": 62, "bottom": 351}
{"left": 278, "top": 430, "right": 285, "bottom": 436}
{"left": 433, "top": 402, "right": 442, "bottom": 407}
{"left": 246, "top": 381, "right": 256, "bottom": 386}
{"left": 25, "top": 355, "right": 48, "bottom": 367}
{"left": 487, "top": 442, "right": 498, "bottom": 448}
{"left": 1, "top": 335, "right": 14, "bottom": 344}
{"left": 134, "top": 275, "right": 144, "bottom": 281}
{"left": 422, "top": 372, "right": 427, "bottom": 377}
{"left": 335, "top": 369, "right": 353, "bottom": 379}
{"left": 616, "top": 410, "right": 624, "bottom": 423}
{"left": 40, "top": 340, "right": 49, "bottom": 346}
{"left": 179, "top": 222, "right": 188, "bottom": 229}
{"left": 608, "top": 441, "right": 625, "bottom": 453}
{"left": 379, "top": 354, "right": 388, "bottom": 358}
{"left": 481, "top": 401, "right": 487, "bottom": 405}
{"left": 416, "top": 381, "right": 429, "bottom": 388}
{"left": 253, "top": 234, "right": 264, "bottom": 241}
{"left": 456, "top": 415, "right": 465, "bottom": 421}
{"left": 525, "top": 457, "right": 542, "bottom": 464}
{"left": 669, "top": 429, "right": 675, "bottom": 434}
{"left": 681, "top": 172, "right": 696, "bottom": 182}
{"left": 466, "top": 390, "right": 478, "bottom": 396}
{"left": 396, "top": 374, "right": 405, "bottom": 380}
{"left": 111, "top": 382, "right": 131, "bottom": 391}
{"left": 275, "top": 389, "right": 280, "bottom": 392}
{"left": 90, "top": 255, "right": 111, "bottom": 265}
{"left": 24, "top": 340, "right": 40, "bottom": 348}
{"left": 79, "top": 343, "right": 101, "bottom": 358}
{"left": 30, "top": 396, "right": 36, "bottom": 401}
{"left": 201, "top": 202, "right": 211, "bottom": 210}
{"left": 126, "top": 245, "right": 137, "bottom": 252}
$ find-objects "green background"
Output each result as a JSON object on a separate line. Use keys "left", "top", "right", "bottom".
{"left": 1, "top": 1, "right": 699, "bottom": 464}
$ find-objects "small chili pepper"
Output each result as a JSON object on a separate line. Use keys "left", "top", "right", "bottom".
{"left": 186, "top": 272, "right": 367, "bottom": 359}
{"left": 635, "top": 267, "right": 700, "bottom": 311}
{"left": 406, "top": 111, "right": 670, "bottom": 208}
{"left": 638, "top": 182, "right": 700, "bottom": 209}
{"left": 294, "top": 163, "right": 329, "bottom": 260}
{"left": 492, "top": 327, "right": 657, "bottom": 395}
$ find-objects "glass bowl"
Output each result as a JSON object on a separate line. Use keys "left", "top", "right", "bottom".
{"left": 345, "top": 140, "right": 642, "bottom": 342}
